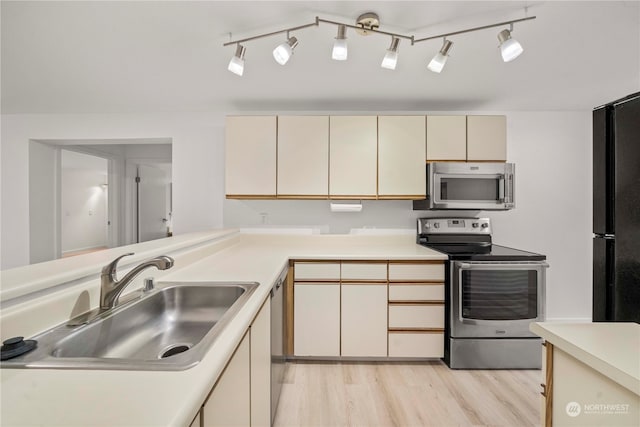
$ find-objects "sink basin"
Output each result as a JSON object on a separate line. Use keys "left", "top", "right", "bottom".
{"left": 1, "top": 282, "right": 258, "bottom": 370}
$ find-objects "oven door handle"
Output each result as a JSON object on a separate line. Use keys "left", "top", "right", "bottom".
{"left": 458, "top": 262, "right": 549, "bottom": 269}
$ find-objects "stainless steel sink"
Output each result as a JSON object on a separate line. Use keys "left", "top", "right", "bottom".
{"left": 1, "top": 282, "right": 259, "bottom": 370}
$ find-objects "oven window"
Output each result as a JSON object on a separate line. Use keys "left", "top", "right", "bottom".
{"left": 440, "top": 177, "right": 500, "bottom": 201}
{"left": 461, "top": 270, "right": 538, "bottom": 320}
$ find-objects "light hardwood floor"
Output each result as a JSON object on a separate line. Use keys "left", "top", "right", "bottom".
{"left": 273, "top": 361, "right": 541, "bottom": 427}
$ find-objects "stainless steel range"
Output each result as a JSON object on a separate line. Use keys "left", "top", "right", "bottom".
{"left": 417, "top": 218, "right": 548, "bottom": 369}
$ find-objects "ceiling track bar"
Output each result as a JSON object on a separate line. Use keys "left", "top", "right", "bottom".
{"left": 316, "top": 17, "right": 414, "bottom": 42}
{"left": 413, "top": 16, "right": 536, "bottom": 44}
{"left": 223, "top": 19, "right": 320, "bottom": 46}
{"left": 223, "top": 15, "right": 536, "bottom": 47}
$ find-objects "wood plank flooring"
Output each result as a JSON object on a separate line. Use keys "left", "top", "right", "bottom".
{"left": 273, "top": 361, "right": 541, "bottom": 427}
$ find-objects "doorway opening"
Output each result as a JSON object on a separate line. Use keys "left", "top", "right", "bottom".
{"left": 28, "top": 138, "right": 172, "bottom": 264}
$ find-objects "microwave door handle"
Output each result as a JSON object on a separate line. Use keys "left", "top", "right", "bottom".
{"left": 505, "top": 173, "right": 514, "bottom": 204}
{"left": 498, "top": 175, "right": 506, "bottom": 202}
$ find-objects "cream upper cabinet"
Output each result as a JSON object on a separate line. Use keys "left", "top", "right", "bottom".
{"left": 225, "top": 116, "right": 277, "bottom": 197}
{"left": 426, "top": 115, "right": 467, "bottom": 161}
{"left": 378, "top": 116, "right": 426, "bottom": 198}
{"left": 277, "top": 116, "right": 329, "bottom": 197}
{"left": 329, "top": 116, "right": 377, "bottom": 198}
{"left": 466, "top": 115, "right": 507, "bottom": 161}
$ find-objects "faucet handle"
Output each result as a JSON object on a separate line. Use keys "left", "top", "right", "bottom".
{"left": 102, "top": 252, "right": 135, "bottom": 277}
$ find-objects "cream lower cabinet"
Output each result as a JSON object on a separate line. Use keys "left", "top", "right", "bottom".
{"left": 294, "top": 283, "right": 340, "bottom": 356}
{"left": 189, "top": 412, "right": 200, "bottom": 427}
{"left": 202, "top": 331, "right": 250, "bottom": 426}
{"left": 387, "top": 262, "right": 445, "bottom": 358}
{"left": 202, "top": 300, "right": 271, "bottom": 427}
{"left": 341, "top": 283, "right": 388, "bottom": 357}
{"left": 291, "top": 260, "right": 445, "bottom": 359}
{"left": 541, "top": 343, "right": 640, "bottom": 427}
{"left": 377, "top": 115, "right": 426, "bottom": 199}
{"left": 250, "top": 298, "right": 271, "bottom": 427}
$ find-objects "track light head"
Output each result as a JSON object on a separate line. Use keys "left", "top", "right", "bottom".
{"left": 332, "top": 24, "right": 348, "bottom": 61}
{"left": 381, "top": 37, "right": 400, "bottom": 70}
{"left": 427, "top": 39, "right": 453, "bottom": 73}
{"left": 273, "top": 36, "right": 299, "bottom": 65}
{"left": 498, "top": 29, "right": 523, "bottom": 62}
{"left": 228, "top": 44, "right": 246, "bottom": 76}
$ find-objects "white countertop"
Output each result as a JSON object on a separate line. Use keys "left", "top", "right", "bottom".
{"left": 1, "top": 231, "right": 446, "bottom": 427}
{"left": 530, "top": 322, "right": 640, "bottom": 396}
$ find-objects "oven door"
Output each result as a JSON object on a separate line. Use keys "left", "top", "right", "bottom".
{"left": 450, "top": 261, "right": 547, "bottom": 338}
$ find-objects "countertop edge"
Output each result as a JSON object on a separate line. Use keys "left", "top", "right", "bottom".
{"left": 530, "top": 322, "right": 640, "bottom": 396}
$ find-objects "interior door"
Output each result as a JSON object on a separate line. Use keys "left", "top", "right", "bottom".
{"left": 137, "top": 164, "right": 169, "bottom": 242}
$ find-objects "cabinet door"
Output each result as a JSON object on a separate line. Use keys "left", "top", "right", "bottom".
{"left": 294, "top": 283, "right": 340, "bottom": 356}
{"left": 329, "top": 116, "right": 377, "bottom": 198}
{"left": 341, "top": 283, "right": 388, "bottom": 357}
{"left": 202, "top": 332, "right": 250, "bottom": 427}
{"left": 251, "top": 299, "right": 271, "bottom": 427}
{"left": 466, "top": 115, "right": 507, "bottom": 161}
{"left": 378, "top": 116, "right": 426, "bottom": 199}
{"left": 225, "top": 116, "right": 277, "bottom": 197}
{"left": 426, "top": 116, "right": 466, "bottom": 161}
{"left": 277, "top": 116, "right": 329, "bottom": 197}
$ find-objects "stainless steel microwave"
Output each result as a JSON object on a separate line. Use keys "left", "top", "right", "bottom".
{"left": 413, "top": 162, "right": 515, "bottom": 210}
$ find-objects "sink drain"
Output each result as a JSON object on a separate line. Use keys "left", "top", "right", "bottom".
{"left": 159, "top": 344, "right": 191, "bottom": 359}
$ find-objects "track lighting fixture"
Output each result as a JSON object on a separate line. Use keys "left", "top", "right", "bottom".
{"left": 381, "top": 37, "right": 400, "bottom": 70}
{"left": 227, "top": 44, "right": 246, "bottom": 76}
{"left": 273, "top": 36, "right": 299, "bottom": 65}
{"left": 223, "top": 12, "right": 535, "bottom": 75}
{"left": 427, "top": 39, "right": 453, "bottom": 73}
{"left": 497, "top": 25, "right": 524, "bottom": 62}
{"left": 332, "top": 25, "right": 348, "bottom": 61}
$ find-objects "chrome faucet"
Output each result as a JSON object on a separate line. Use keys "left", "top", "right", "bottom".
{"left": 100, "top": 253, "right": 174, "bottom": 310}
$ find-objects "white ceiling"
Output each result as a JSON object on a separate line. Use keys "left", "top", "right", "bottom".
{"left": 1, "top": 1, "right": 639, "bottom": 114}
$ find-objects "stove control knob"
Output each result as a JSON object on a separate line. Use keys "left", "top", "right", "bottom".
{"left": 481, "top": 223, "right": 489, "bottom": 229}
{"left": 472, "top": 223, "right": 479, "bottom": 228}
{"left": 433, "top": 222, "right": 440, "bottom": 229}
{"left": 424, "top": 222, "right": 431, "bottom": 228}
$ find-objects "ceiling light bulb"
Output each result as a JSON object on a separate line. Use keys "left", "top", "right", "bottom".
{"left": 273, "top": 36, "right": 299, "bottom": 65}
{"left": 332, "top": 25, "right": 348, "bottom": 61}
{"left": 498, "top": 29, "right": 523, "bottom": 62}
{"left": 227, "top": 44, "right": 246, "bottom": 76}
{"left": 381, "top": 37, "right": 400, "bottom": 70}
{"left": 427, "top": 39, "right": 453, "bottom": 73}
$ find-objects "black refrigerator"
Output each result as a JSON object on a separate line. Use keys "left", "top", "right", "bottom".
{"left": 593, "top": 92, "right": 640, "bottom": 323}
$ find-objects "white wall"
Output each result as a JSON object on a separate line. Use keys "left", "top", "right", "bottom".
{"left": 61, "top": 168, "right": 108, "bottom": 253}
{"left": 0, "top": 111, "right": 591, "bottom": 321}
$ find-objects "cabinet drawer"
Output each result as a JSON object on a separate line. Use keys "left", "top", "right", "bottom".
{"left": 388, "top": 304, "right": 444, "bottom": 329}
{"left": 388, "top": 332, "right": 444, "bottom": 357}
{"left": 388, "top": 263, "right": 444, "bottom": 281}
{"left": 294, "top": 262, "right": 340, "bottom": 280}
{"left": 341, "top": 262, "right": 387, "bottom": 281}
{"left": 389, "top": 284, "right": 444, "bottom": 302}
